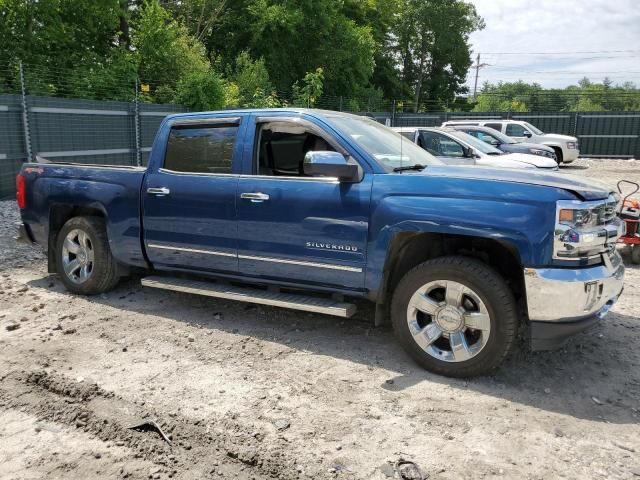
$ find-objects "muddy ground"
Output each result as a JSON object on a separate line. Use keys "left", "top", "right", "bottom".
{"left": 1, "top": 159, "right": 639, "bottom": 480}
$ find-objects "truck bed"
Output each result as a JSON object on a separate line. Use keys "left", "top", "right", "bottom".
{"left": 19, "top": 161, "right": 148, "bottom": 269}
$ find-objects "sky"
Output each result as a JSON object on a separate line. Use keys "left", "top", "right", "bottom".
{"left": 465, "top": 0, "right": 640, "bottom": 90}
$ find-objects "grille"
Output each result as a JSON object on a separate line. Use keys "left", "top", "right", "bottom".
{"left": 596, "top": 196, "right": 619, "bottom": 225}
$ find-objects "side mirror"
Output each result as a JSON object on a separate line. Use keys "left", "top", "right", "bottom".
{"left": 303, "top": 151, "right": 360, "bottom": 182}
{"left": 463, "top": 146, "right": 476, "bottom": 158}
{"left": 523, "top": 131, "right": 532, "bottom": 138}
{"left": 490, "top": 139, "right": 500, "bottom": 146}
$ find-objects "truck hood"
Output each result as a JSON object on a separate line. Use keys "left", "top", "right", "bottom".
{"left": 511, "top": 142, "right": 555, "bottom": 153}
{"left": 541, "top": 133, "right": 577, "bottom": 143}
{"left": 413, "top": 165, "right": 612, "bottom": 200}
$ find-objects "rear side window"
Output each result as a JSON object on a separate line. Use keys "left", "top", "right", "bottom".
{"left": 485, "top": 123, "right": 502, "bottom": 131}
{"left": 164, "top": 125, "right": 238, "bottom": 174}
{"left": 399, "top": 131, "right": 415, "bottom": 140}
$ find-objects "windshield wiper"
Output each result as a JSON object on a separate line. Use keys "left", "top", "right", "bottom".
{"left": 393, "top": 164, "right": 426, "bottom": 172}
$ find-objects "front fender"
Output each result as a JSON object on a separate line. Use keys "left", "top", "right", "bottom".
{"left": 364, "top": 184, "right": 559, "bottom": 298}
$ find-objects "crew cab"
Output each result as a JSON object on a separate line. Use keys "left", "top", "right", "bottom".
{"left": 393, "top": 126, "right": 558, "bottom": 170}
{"left": 442, "top": 119, "right": 580, "bottom": 164}
{"left": 16, "top": 109, "right": 624, "bottom": 377}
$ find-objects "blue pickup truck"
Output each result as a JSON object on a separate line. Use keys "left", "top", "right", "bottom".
{"left": 16, "top": 109, "right": 625, "bottom": 377}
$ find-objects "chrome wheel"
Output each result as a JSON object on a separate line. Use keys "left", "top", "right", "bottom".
{"left": 61, "top": 229, "right": 94, "bottom": 284}
{"left": 406, "top": 280, "right": 491, "bottom": 363}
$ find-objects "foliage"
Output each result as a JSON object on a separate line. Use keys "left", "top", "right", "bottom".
{"left": 473, "top": 79, "right": 640, "bottom": 112}
{"left": 4, "top": 0, "right": 638, "bottom": 112}
{"left": 230, "top": 51, "right": 274, "bottom": 106}
{"left": 292, "top": 68, "right": 325, "bottom": 108}
{"left": 175, "top": 69, "right": 226, "bottom": 110}
{"left": 392, "top": 0, "right": 484, "bottom": 111}
{"left": 134, "top": 1, "right": 209, "bottom": 94}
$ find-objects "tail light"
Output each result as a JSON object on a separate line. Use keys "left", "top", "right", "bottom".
{"left": 16, "top": 174, "right": 26, "bottom": 209}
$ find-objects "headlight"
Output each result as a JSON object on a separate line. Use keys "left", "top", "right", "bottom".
{"left": 558, "top": 206, "right": 598, "bottom": 228}
{"left": 554, "top": 197, "right": 623, "bottom": 261}
{"left": 566, "top": 142, "right": 577, "bottom": 149}
{"left": 529, "top": 148, "right": 547, "bottom": 156}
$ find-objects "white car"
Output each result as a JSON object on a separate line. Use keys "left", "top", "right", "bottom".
{"left": 393, "top": 127, "right": 559, "bottom": 170}
{"left": 441, "top": 119, "right": 579, "bottom": 164}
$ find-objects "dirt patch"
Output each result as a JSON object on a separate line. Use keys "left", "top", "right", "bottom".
{"left": 1, "top": 158, "right": 639, "bottom": 479}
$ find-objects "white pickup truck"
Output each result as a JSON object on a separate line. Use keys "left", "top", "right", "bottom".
{"left": 442, "top": 119, "right": 579, "bottom": 164}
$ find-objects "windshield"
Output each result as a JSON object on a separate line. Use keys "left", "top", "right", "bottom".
{"left": 448, "top": 130, "right": 503, "bottom": 155}
{"left": 482, "top": 128, "right": 517, "bottom": 144}
{"left": 524, "top": 122, "right": 543, "bottom": 135}
{"left": 326, "top": 115, "right": 443, "bottom": 171}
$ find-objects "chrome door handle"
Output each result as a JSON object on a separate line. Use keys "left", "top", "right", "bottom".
{"left": 147, "top": 187, "right": 170, "bottom": 196}
{"left": 240, "top": 192, "right": 270, "bottom": 202}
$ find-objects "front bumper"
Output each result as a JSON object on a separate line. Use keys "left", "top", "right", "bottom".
{"left": 562, "top": 148, "right": 579, "bottom": 163}
{"left": 524, "top": 251, "right": 624, "bottom": 350}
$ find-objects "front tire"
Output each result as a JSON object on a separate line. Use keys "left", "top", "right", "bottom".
{"left": 552, "top": 147, "right": 563, "bottom": 165}
{"left": 55, "top": 216, "right": 120, "bottom": 295}
{"left": 391, "top": 256, "right": 518, "bottom": 377}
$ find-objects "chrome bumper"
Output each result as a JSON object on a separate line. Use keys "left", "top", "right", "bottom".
{"left": 524, "top": 251, "right": 625, "bottom": 323}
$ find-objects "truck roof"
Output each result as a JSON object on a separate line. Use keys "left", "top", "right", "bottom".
{"left": 164, "top": 108, "right": 363, "bottom": 122}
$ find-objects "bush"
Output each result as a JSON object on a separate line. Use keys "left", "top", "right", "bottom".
{"left": 176, "top": 70, "right": 226, "bottom": 111}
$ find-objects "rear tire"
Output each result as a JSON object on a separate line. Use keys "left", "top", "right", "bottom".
{"left": 632, "top": 245, "right": 640, "bottom": 265}
{"left": 390, "top": 256, "right": 518, "bottom": 377}
{"left": 55, "top": 216, "right": 120, "bottom": 295}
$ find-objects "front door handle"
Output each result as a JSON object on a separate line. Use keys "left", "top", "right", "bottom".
{"left": 240, "top": 192, "right": 270, "bottom": 202}
{"left": 147, "top": 187, "right": 170, "bottom": 196}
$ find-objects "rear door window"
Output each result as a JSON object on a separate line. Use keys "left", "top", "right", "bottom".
{"left": 164, "top": 124, "right": 238, "bottom": 174}
{"left": 485, "top": 123, "right": 503, "bottom": 132}
{"left": 505, "top": 123, "right": 527, "bottom": 137}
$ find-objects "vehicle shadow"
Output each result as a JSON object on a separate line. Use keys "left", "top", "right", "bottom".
{"left": 561, "top": 164, "right": 589, "bottom": 170}
{"left": 26, "top": 272, "right": 640, "bottom": 425}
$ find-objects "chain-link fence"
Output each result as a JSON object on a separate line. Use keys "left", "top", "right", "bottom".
{"left": 1, "top": 62, "right": 639, "bottom": 198}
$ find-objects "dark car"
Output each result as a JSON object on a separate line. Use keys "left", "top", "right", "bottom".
{"left": 448, "top": 125, "right": 557, "bottom": 162}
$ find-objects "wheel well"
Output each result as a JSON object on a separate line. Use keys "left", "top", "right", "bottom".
{"left": 379, "top": 232, "right": 525, "bottom": 306}
{"left": 47, "top": 205, "right": 105, "bottom": 273}
{"left": 550, "top": 146, "right": 563, "bottom": 162}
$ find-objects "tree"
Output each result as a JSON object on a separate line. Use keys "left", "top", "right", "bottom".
{"left": 292, "top": 68, "right": 324, "bottom": 107}
{"left": 175, "top": 69, "right": 226, "bottom": 110}
{"left": 133, "top": 1, "right": 210, "bottom": 98}
{"left": 393, "top": 0, "right": 484, "bottom": 111}
{"left": 230, "top": 51, "right": 274, "bottom": 106}
{"left": 197, "top": 0, "right": 376, "bottom": 97}
{"left": 474, "top": 79, "right": 640, "bottom": 112}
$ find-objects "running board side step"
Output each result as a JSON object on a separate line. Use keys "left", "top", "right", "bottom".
{"left": 141, "top": 276, "right": 357, "bottom": 318}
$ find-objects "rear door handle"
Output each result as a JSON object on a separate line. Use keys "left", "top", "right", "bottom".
{"left": 147, "top": 187, "right": 170, "bottom": 196}
{"left": 240, "top": 192, "right": 270, "bottom": 202}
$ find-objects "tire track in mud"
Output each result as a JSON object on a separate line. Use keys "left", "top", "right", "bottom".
{"left": 0, "top": 370, "right": 312, "bottom": 479}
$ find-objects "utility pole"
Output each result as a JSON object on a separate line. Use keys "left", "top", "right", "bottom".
{"left": 472, "top": 53, "right": 490, "bottom": 99}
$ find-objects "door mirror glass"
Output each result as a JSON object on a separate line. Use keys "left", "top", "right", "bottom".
{"left": 463, "top": 146, "right": 476, "bottom": 158}
{"left": 303, "top": 151, "right": 359, "bottom": 182}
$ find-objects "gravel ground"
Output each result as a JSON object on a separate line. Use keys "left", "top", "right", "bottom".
{"left": 1, "top": 158, "right": 639, "bottom": 480}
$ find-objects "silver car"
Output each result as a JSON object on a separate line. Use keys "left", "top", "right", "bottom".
{"left": 393, "top": 127, "right": 559, "bottom": 170}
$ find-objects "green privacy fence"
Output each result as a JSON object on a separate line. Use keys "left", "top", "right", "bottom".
{"left": 1, "top": 93, "right": 639, "bottom": 198}
{"left": 0, "top": 93, "right": 185, "bottom": 198}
